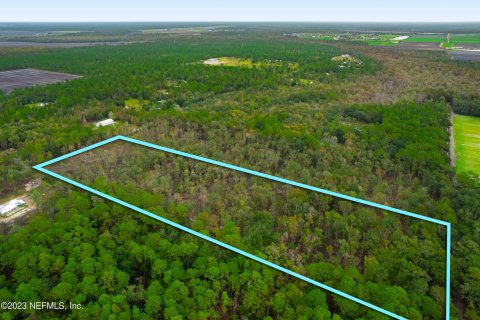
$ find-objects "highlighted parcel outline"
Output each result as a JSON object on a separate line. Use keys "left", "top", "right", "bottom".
{"left": 33, "top": 135, "right": 451, "bottom": 320}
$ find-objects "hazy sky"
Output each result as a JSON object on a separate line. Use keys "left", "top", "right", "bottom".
{"left": 1, "top": 0, "right": 478, "bottom": 22}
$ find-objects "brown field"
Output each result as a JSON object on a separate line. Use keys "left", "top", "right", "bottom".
{"left": 448, "top": 51, "right": 480, "bottom": 61}
{"left": 455, "top": 43, "right": 480, "bottom": 49}
{"left": 396, "top": 42, "right": 442, "bottom": 50}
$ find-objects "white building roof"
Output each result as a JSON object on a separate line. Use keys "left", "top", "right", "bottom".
{"left": 95, "top": 118, "right": 115, "bottom": 127}
{"left": 0, "top": 199, "right": 25, "bottom": 215}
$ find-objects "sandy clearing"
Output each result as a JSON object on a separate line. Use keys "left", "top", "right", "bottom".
{"left": 0, "top": 195, "right": 37, "bottom": 224}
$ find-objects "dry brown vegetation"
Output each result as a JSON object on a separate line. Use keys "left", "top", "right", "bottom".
{"left": 323, "top": 42, "right": 480, "bottom": 105}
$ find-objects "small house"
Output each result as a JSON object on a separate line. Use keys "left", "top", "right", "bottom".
{"left": 95, "top": 118, "right": 115, "bottom": 128}
{"left": 0, "top": 199, "right": 26, "bottom": 217}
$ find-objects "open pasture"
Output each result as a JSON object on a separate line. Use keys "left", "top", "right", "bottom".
{"left": 454, "top": 114, "right": 480, "bottom": 175}
{"left": 404, "top": 35, "right": 446, "bottom": 43}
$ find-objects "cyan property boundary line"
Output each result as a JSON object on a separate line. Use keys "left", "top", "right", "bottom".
{"left": 33, "top": 135, "right": 452, "bottom": 320}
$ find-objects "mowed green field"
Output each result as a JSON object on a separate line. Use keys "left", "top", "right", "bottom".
{"left": 454, "top": 114, "right": 480, "bottom": 175}
{"left": 450, "top": 34, "right": 480, "bottom": 44}
{"left": 404, "top": 35, "right": 446, "bottom": 43}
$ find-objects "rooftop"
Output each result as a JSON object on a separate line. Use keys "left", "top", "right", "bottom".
{"left": 0, "top": 199, "right": 26, "bottom": 216}
{"left": 95, "top": 118, "right": 115, "bottom": 127}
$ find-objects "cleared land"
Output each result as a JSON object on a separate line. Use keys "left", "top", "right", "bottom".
{"left": 448, "top": 51, "right": 480, "bottom": 61}
{"left": 202, "top": 57, "right": 297, "bottom": 69}
{"left": 0, "top": 68, "right": 81, "bottom": 94}
{"left": 0, "top": 41, "right": 95, "bottom": 48}
{"left": 455, "top": 44, "right": 480, "bottom": 49}
{"left": 404, "top": 35, "right": 446, "bottom": 43}
{"left": 0, "top": 195, "right": 36, "bottom": 224}
{"left": 137, "top": 26, "right": 225, "bottom": 35}
{"left": 367, "top": 41, "right": 398, "bottom": 46}
{"left": 454, "top": 114, "right": 480, "bottom": 175}
{"left": 450, "top": 34, "right": 480, "bottom": 44}
{"left": 396, "top": 42, "right": 442, "bottom": 50}
{"left": 0, "top": 41, "right": 136, "bottom": 48}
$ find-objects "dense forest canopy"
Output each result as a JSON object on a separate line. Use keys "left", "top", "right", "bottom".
{"left": 0, "top": 30, "right": 479, "bottom": 320}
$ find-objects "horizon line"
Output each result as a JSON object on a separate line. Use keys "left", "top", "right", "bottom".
{"left": 1, "top": 20, "right": 480, "bottom": 24}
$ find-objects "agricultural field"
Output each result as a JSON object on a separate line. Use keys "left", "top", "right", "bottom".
{"left": 448, "top": 51, "right": 480, "bottom": 61}
{"left": 450, "top": 33, "right": 480, "bottom": 44}
{"left": 0, "top": 68, "right": 81, "bottom": 94}
{"left": 295, "top": 31, "right": 480, "bottom": 60}
{"left": 454, "top": 114, "right": 480, "bottom": 175}
{"left": 403, "top": 35, "right": 446, "bottom": 43}
{"left": 296, "top": 32, "right": 407, "bottom": 46}
{"left": 137, "top": 26, "right": 225, "bottom": 35}
{"left": 367, "top": 40, "right": 399, "bottom": 46}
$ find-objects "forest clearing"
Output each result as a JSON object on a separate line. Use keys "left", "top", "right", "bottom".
{"left": 0, "top": 68, "right": 81, "bottom": 94}
{"left": 0, "top": 195, "right": 37, "bottom": 224}
{"left": 202, "top": 57, "right": 297, "bottom": 69}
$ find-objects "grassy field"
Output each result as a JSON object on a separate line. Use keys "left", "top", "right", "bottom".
{"left": 441, "top": 42, "right": 455, "bottom": 48}
{"left": 202, "top": 56, "right": 298, "bottom": 69}
{"left": 296, "top": 32, "right": 480, "bottom": 47}
{"left": 450, "top": 34, "right": 480, "bottom": 44}
{"left": 454, "top": 114, "right": 480, "bottom": 175}
{"left": 206, "top": 57, "right": 256, "bottom": 67}
{"left": 124, "top": 98, "right": 145, "bottom": 110}
{"left": 367, "top": 41, "right": 398, "bottom": 46}
{"left": 404, "top": 36, "right": 446, "bottom": 43}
